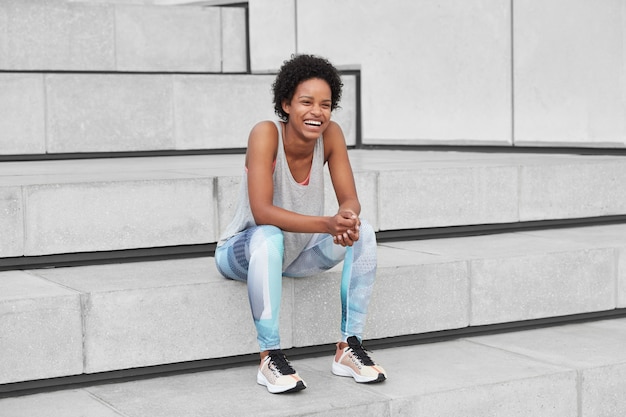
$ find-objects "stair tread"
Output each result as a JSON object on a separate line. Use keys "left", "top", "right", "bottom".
{"left": 0, "top": 150, "right": 622, "bottom": 185}
{"left": 1, "top": 317, "right": 625, "bottom": 416}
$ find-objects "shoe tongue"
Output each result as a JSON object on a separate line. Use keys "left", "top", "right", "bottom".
{"left": 269, "top": 351, "right": 296, "bottom": 375}
{"left": 347, "top": 337, "right": 375, "bottom": 366}
{"left": 347, "top": 336, "right": 361, "bottom": 348}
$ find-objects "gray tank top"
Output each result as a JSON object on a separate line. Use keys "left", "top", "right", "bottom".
{"left": 218, "top": 120, "right": 325, "bottom": 268}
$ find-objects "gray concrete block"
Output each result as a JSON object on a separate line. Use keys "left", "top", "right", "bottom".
{"left": 470, "top": 318, "right": 626, "bottom": 371}
{"left": 294, "top": 0, "right": 512, "bottom": 146}
{"left": 617, "top": 247, "right": 626, "bottom": 308}
{"left": 470, "top": 318, "right": 626, "bottom": 417}
{"left": 115, "top": 5, "right": 221, "bottom": 72}
{"left": 216, "top": 174, "right": 243, "bottom": 238}
{"left": 520, "top": 161, "right": 626, "bottom": 221}
{"left": 249, "top": 0, "right": 296, "bottom": 72}
{"left": 173, "top": 74, "right": 276, "bottom": 150}
{"left": 87, "top": 363, "right": 390, "bottom": 417}
{"left": 38, "top": 258, "right": 293, "bottom": 373}
{"left": 332, "top": 75, "right": 358, "bottom": 147}
{"left": 290, "top": 271, "right": 343, "bottom": 346}
{"left": 470, "top": 248, "right": 616, "bottom": 325}
{"left": 0, "top": 1, "right": 115, "bottom": 70}
{"left": 378, "top": 165, "right": 518, "bottom": 230}
{"left": 0, "top": 271, "right": 83, "bottom": 384}
{"left": 23, "top": 178, "right": 214, "bottom": 255}
{"left": 0, "top": 389, "right": 125, "bottom": 417}
{"left": 46, "top": 74, "right": 175, "bottom": 153}
{"left": 0, "top": 187, "right": 23, "bottom": 257}
{"left": 324, "top": 169, "right": 378, "bottom": 230}
{"left": 396, "top": 371, "right": 577, "bottom": 416}
{"left": 369, "top": 261, "right": 469, "bottom": 338}
{"left": 291, "top": 248, "right": 469, "bottom": 346}
{"left": 514, "top": 0, "right": 626, "bottom": 147}
{"left": 519, "top": 225, "right": 626, "bottom": 308}
{"left": 221, "top": 6, "right": 247, "bottom": 73}
{"left": 0, "top": 73, "right": 45, "bottom": 155}
{"left": 582, "top": 363, "right": 626, "bottom": 417}
{"left": 345, "top": 340, "right": 576, "bottom": 416}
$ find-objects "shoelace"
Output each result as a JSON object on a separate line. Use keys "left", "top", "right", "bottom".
{"left": 347, "top": 337, "right": 375, "bottom": 366}
{"left": 267, "top": 350, "right": 296, "bottom": 375}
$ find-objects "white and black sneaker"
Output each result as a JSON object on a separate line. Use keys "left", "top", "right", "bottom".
{"left": 257, "top": 350, "right": 307, "bottom": 394}
{"left": 332, "top": 336, "right": 387, "bottom": 383}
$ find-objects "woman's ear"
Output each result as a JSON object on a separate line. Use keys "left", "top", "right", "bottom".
{"left": 281, "top": 99, "right": 290, "bottom": 116}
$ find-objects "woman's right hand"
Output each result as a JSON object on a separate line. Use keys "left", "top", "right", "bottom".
{"left": 330, "top": 211, "right": 360, "bottom": 246}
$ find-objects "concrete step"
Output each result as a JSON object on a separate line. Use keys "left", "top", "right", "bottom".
{"left": 1, "top": 317, "right": 625, "bottom": 416}
{"left": 0, "top": 72, "right": 357, "bottom": 155}
{"left": 1, "top": 223, "right": 624, "bottom": 384}
{"left": 1, "top": 151, "right": 625, "bottom": 257}
{"left": 0, "top": 0, "right": 245, "bottom": 73}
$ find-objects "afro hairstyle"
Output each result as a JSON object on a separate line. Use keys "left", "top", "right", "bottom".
{"left": 272, "top": 54, "right": 343, "bottom": 121}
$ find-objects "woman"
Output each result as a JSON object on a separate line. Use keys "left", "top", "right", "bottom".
{"left": 215, "top": 54, "right": 386, "bottom": 394}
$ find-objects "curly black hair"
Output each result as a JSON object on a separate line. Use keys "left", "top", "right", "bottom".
{"left": 272, "top": 54, "right": 343, "bottom": 121}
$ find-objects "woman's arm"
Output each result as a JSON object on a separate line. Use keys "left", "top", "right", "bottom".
{"left": 324, "top": 121, "right": 362, "bottom": 246}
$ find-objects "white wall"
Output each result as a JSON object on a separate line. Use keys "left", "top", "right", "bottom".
{"left": 249, "top": 0, "right": 626, "bottom": 149}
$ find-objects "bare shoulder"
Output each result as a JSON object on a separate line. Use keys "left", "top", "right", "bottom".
{"left": 246, "top": 121, "right": 279, "bottom": 167}
{"left": 249, "top": 120, "right": 279, "bottom": 142}
{"left": 323, "top": 121, "right": 347, "bottom": 159}
{"left": 324, "top": 120, "right": 344, "bottom": 139}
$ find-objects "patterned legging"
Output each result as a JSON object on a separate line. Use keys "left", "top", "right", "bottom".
{"left": 214, "top": 219, "right": 377, "bottom": 351}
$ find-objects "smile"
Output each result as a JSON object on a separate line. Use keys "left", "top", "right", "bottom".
{"left": 304, "top": 120, "right": 322, "bottom": 126}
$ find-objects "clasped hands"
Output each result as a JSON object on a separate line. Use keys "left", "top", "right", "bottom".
{"left": 331, "top": 210, "right": 360, "bottom": 247}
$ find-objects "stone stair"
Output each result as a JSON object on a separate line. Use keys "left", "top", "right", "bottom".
{"left": 1, "top": 1, "right": 626, "bottom": 416}
{"left": 2, "top": 317, "right": 626, "bottom": 416}
{"left": 2, "top": 152, "right": 626, "bottom": 385}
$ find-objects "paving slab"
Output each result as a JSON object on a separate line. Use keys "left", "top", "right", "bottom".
{"left": 23, "top": 178, "right": 215, "bottom": 255}
{"left": 220, "top": 6, "right": 247, "bottom": 72}
{"left": 2, "top": 151, "right": 626, "bottom": 256}
{"left": 0, "top": 0, "right": 115, "bottom": 71}
{"left": 4, "top": 318, "right": 613, "bottom": 416}
{"left": 0, "top": 271, "right": 83, "bottom": 384}
{"left": 0, "top": 222, "right": 621, "bottom": 381}
{"left": 32, "top": 258, "right": 293, "bottom": 373}
{"left": 381, "top": 227, "right": 623, "bottom": 325}
{"left": 519, "top": 160, "right": 626, "bottom": 221}
{"left": 377, "top": 164, "right": 519, "bottom": 230}
{"left": 115, "top": 5, "right": 221, "bottom": 72}
{"left": 46, "top": 73, "right": 175, "bottom": 153}
{"left": 0, "top": 389, "right": 124, "bottom": 417}
{"left": 0, "top": 73, "right": 45, "bottom": 155}
{"left": 291, "top": 252, "right": 470, "bottom": 346}
{"left": 468, "top": 318, "right": 626, "bottom": 417}
{"left": 0, "top": 186, "right": 23, "bottom": 257}
{"left": 87, "top": 364, "right": 391, "bottom": 417}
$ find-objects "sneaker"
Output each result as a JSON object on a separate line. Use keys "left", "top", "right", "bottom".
{"left": 332, "top": 336, "right": 386, "bottom": 383}
{"left": 257, "top": 350, "right": 307, "bottom": 394}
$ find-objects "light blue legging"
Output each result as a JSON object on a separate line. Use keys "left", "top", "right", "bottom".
{"left": 214, "top": 219, "right": 377, "bottom": 351}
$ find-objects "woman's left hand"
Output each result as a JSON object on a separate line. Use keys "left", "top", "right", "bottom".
{"left": 333, "top": 210, "right": 360, "bottom": 246}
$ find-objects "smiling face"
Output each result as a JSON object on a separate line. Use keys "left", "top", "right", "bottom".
{"left": 282, "top": 78, "right": 332, "bottom": 140}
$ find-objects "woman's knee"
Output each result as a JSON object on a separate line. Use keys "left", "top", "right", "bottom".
{"left": 358, "top": 219, "right": 376, "bottom": 244}
{"left": 250, "top": 225, "right": 284, "bottom": 258}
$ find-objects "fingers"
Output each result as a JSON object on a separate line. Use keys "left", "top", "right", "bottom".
{"left": 333, "top": 227, "right": 360, "bottom": 246}
{"left": 338, "top": 212, "right": 359, "bottom": 229}
{"left": 331, "top": 211, "right": 361, "bottom": 246}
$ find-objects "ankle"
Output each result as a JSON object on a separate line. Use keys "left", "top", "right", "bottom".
{"left": 337, "top": 341, "right": 349, "bottom": 350}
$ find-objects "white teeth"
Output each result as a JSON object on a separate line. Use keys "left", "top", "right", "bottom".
{"left": 305, "top": 120, "right": 321, "bottom": 126}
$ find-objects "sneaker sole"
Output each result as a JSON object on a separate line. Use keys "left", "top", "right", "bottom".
{"left": 257, "top": 370, "right": 307, "bottom": 394}
{"left": 332, "top": 361, "right": 386, "bottom": 384}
